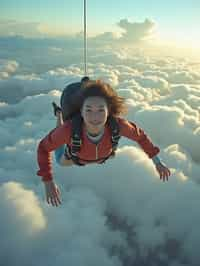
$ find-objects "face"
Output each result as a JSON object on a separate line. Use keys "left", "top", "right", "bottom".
{"left": 81, "top": 96, "right": 109, "bottom": 134}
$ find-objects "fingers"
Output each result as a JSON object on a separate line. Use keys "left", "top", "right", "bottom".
{"left": 50, "top": 195, "right": 61, "bottom": 207}
{"left": 56, "top": 110, "right": 62, "bottom": 117}
{"left": 47, "top": 194, "right": 61, "bottom": 207}
{"left": 52, "top": 102, "right": 62, "bottom": 117}
{"left": 47, "top": 197, "right": 50, "bottom": 205}
{"left": 168, "top": 168, "right": 171, "bottom": 176}
{"left": 46, "top": 186, "right": 62, "bottom": 207}
{"left": 160, "top": 172, "right": 166, "bottom": 182}
{"left": 156, "top": 164, "right": 171, "bottom": 182}
{"left": 159, "top": 167, "right": 171, "bottom": 182}
{"left": 55, "top": 185, "right": 60, "bottom": 194}
{"left": 165, "top": 168, "right": 171, "bottom": 181}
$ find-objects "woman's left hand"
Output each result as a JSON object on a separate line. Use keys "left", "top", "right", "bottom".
{"left": 155, "top": 163, "right": 171, "bottom": 182}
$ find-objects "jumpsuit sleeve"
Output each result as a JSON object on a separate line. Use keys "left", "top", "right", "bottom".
{"left": 36, "top": 121, "right": 71, "bottom": 182}
{"left": 117, "top": 117, "right": 160, "bottom": 158}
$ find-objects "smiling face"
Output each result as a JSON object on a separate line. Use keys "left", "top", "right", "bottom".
{"left": 81, "top": 96, "right": 109, "bottom": 135}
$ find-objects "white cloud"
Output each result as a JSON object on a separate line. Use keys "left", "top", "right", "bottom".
{"left": 0, "top": 19, "right": 41, "bottom": 37}
{"left": 91, "top": 31, "right": 121, "bottom": 44}
{"left": 168, "top": 71, "right": 200, "bottom": 84}
{"left": 48, "top": 46, "right": 63, "bottom": 53}
{"left": 131, "top": 105, "right": 200, "bottom": 163}
{"left": 0, "top": 59, "right": 18, "bottom": 79}
{"left": 117, "top": 18, "right": 155, "bottom": 43}
{"left": 0, "top": 182, "right": 46, "bottom": 265}
{"left": 0, "top": 18, "right": 155, "bottom": 44}
{"left": 0, "top": 51, "right": 200, "bottom": 265}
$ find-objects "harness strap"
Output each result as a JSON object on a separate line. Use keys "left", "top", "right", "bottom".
{"left": 71, "top": 113, "right": 83, "bottom": 154}
{"left": 107, "top": 116, "right": 121, "bottom": 151}
{"left": 70, "top": 115, "right": 121, "bottom": 166}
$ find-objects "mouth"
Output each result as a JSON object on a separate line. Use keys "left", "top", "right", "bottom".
{"left": 90, "top": 121, "right": 101, "bottom": 126}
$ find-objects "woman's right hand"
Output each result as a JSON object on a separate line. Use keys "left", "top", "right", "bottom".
{"left": 44, "top": 180, "right": 62, "bottom": 207}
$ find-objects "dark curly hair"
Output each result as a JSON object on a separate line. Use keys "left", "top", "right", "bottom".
{"left": 80, "top": 80, "right": 127, "bottom": 117}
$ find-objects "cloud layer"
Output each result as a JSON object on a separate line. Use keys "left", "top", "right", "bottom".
{"left": 0, "top": 49, "right": 200, "bottom": 266}
{"left": 0, "top": 18, "right": 155, "bottom": 42}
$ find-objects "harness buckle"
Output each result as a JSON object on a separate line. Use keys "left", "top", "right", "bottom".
{"left": 112, "top": 134, "right": 120, "bottom": 142}
{"left": 71, "top": 138, "right": 82, "bottom": 146}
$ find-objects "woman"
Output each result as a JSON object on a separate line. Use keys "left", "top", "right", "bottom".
{"left": 37, "top": 80, "right": 171, "bottom": 207}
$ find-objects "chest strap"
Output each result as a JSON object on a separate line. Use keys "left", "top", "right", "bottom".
{"left": 70, "top": 114, "right": 121, "bottom": 166}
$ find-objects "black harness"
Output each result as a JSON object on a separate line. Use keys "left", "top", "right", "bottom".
{"left": 66, "top": 113, "right": 121, "bottom": 166}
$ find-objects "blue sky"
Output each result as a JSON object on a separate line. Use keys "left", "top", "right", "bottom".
{"left": 0, "top": 0, "right": 200, "bottom": 48}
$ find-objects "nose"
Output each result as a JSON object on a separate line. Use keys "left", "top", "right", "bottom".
{"left": 90, "top": 111, "right": 100, "bottom": 120}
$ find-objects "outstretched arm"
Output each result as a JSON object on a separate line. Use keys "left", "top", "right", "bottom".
{"left": 118, "top": 117, "right": 171, "bottom": 181}
{"left": 37, "top": 122, "right": 71, "bottom": 182}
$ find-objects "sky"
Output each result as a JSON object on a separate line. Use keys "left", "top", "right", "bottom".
{"left": 1, "top": 2, "right": 200, "bottom": 266}
{"left": 0, "top": 0, "right": 200, "bottom": 50}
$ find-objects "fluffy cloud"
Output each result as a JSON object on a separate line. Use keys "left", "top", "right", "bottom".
{"left": 0, "top": 19, "right": 75, "bottom": 38}
{"left": 0, "top": 182, "right": 46, "bottom": 265}
{"left": 0, "top": 19, "right": 41, "bottom": 37}
{"left": 90, "top": 18, "right": 156, "bottom": 45}
{"left": 0, "top": 50, "right": 200, "bottom": 266}
{"left": 132, "top": 105, "right": 200, "bottom": 163}
{"left": 0, "top": 59, "right": 18, "bottom": 79}
{"left": 0, "top": 17, "right": 155, "bottom": 44}
{"left": 91, "top": 32, "right": 121, "bottom": 44}
{"left": 117, "top": 18, "right": 155, "bottom": 42}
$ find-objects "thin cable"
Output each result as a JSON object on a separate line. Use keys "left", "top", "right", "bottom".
{"left": 84, "top": 0, "right": 87, "bottom": 76}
